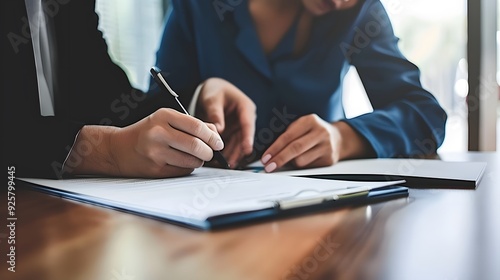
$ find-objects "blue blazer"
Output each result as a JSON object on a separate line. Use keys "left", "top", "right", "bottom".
{"left": 153, "top": 0, "right": 447, "bottom": 158}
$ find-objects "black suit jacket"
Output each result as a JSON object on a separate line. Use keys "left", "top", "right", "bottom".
{"left": 2, "top": 0, "right": 169, "bottom": 178}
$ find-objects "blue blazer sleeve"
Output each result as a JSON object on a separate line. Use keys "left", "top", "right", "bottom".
{"left": 152, "top": 0, "right": 201, "bottom": 108}
{"left": 343, "top": 1, "right": 447, "bottom": 158}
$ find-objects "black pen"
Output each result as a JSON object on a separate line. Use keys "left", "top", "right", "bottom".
{"left": 150, "top": 67, "right": 230, "bottom": 169}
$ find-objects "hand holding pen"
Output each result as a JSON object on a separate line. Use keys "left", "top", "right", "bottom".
{"left": 150, "top": 67, "right": 230, "bottom": 169}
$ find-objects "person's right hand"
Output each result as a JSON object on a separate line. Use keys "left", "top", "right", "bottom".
{"left": 67, "top": 108, "right": 224, "bottom": 178}
{"left": 196, "top": 78, "right": 256, "bottom": 168}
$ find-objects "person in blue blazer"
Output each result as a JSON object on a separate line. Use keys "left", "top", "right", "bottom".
{"left": 2, "top": 0, "right": 225, "bottom": 179}
{"left": 153, "top": 0, "right": 447, "bottom": 172}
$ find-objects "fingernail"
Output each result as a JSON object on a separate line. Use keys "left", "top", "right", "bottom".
{"left": 262, "top": 154, "right": 272, "bottom": 164}
{"left": 215, "top": 139, "right": 224, "bottom": 151}
{"left": 265, "top": 162, "right": 277, "bottom": 173}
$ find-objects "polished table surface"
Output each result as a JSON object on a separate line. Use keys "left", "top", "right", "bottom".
{"left": 1, "top": 152, "right": 499, "bottom": 280}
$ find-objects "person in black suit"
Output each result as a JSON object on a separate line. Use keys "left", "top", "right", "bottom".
{"left": 1, "top": 0, "right": 236, "bottom": 179}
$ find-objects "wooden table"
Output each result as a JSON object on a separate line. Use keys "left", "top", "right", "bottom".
{"left": 1, "top": 152, "right": 499, "bottom": 280}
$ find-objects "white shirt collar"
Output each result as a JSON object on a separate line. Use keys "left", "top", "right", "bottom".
{"left": 25, "top": 0, "right": 56, "bottom": 116}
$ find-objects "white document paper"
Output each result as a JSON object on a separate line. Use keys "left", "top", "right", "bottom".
{"left": 20, "top": 168, "right": 403, "bottom": 225}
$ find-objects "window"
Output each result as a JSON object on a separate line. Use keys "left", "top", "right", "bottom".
{"left": 95, "top": 0, "right": 167, "bottom": 91}
{"left": 344, "top": 0, "right": 468, "bottom": 152}
{"left": 497, "top": 0, "right": 500, "bottom": 149}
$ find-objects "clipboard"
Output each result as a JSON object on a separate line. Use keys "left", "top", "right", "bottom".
{"left": 205, "top": 185, "right": 409, "bottom": 230}
{"left": 19, "top": 168, "right": 409, "bottom": 231}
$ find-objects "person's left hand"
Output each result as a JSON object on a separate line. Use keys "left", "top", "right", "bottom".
{"left": 196, "top": 78, "right": 257, "bottom": 168}
{"left": 260, "top": 114, "right": 341, "bottom": 172}
{"left": 261, "top": 114, "right": 373, "bottom": 172}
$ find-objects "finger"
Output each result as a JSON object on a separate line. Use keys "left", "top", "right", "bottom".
{"left": 167, "top": 113, "right": 224, "bottom": 151}
{"left": 163, "top": 147, "right": 205, "bottom": 169}
{"left": 205, "top": 123, "right": 218, "bottom": 133}
{"left": 228, "top": 142, "right": 243, "bottom": 169}
{"left": 237, "top": 103, "right": 256, "bottom": 155}
{"left": 164, "top": 129, "right": 215, "bottom": 162}
{"left": 223, "top": 134, "right": 243, "bottom": 168}
{"left": 142, "top": 138, "right": 204, "bottom": 169}
{"left": 205, "top": 122, "right": 225, "bottom": 152}
{"left": 263, "top": 132, "right": 318, "bottom": 173}
{"left": 261, "top": 118, "right": 311, "bottom": 164}
{"left": 291, "top": 145, "right": 326, "bottom": 169}
{"left": 203, "top": 96, "right": 226, "bottom": 133}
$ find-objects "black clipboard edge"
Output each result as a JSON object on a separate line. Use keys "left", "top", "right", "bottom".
{"left": 206, "top": 186, "right": 409, "bottom": 230}
{"left": 301, "top": 174, "right": 478, "bottom": 189}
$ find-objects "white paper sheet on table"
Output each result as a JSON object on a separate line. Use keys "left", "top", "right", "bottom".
{"left": 20, "top": 168, "right": 404, "bottom": 227}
